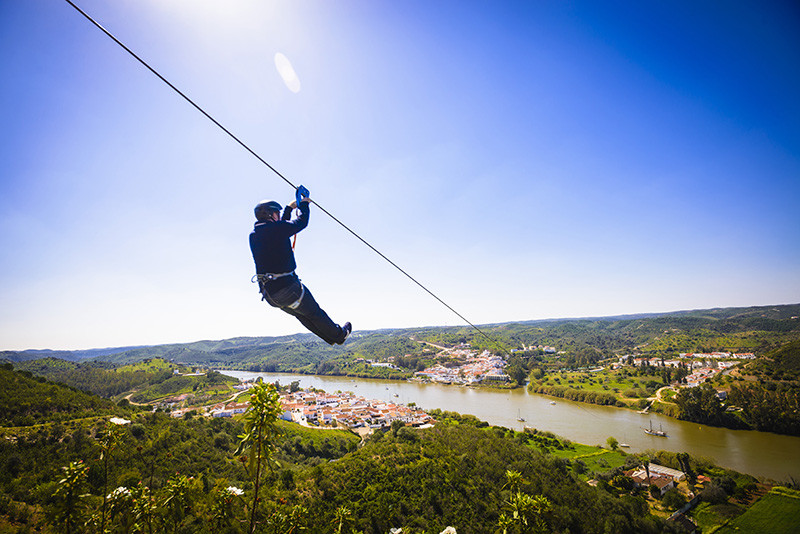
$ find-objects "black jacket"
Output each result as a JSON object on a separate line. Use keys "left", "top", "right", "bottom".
{"left": 249, "top": 201, "right": 309, "bottom": 276}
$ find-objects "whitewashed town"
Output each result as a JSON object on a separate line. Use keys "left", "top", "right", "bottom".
{"left": 165, "top": 347, "right": 762, "bottom": 423}
{"left": 173, "top": 386, "right": 435, "bottom": 433}
{"left": 277, "top": 389, "right": 435, "bottom": 431}
{"left": 617, "top": 352, "right": 756, "bottom": 387}
{"left": 412, "top": 349, "right": 509, "bottom": 384}
{"left": 166, "top": 346, "right": 509, "bottom": 428}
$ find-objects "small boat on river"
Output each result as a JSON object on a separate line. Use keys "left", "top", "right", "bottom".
{"left": 644, "top": 421, "right": 667, "bottom": 437}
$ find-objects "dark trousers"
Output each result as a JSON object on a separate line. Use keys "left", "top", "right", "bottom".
{"left": 260, "top": 276, "right": 346, "bottom": 345}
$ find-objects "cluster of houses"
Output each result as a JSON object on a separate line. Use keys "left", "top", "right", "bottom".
{"left": 169, "top": 387, "right": 435, "bottom": 432}
{"left": 683, "top": 367, "right": 721, "bottom": 388}
{"left": 623, "top": 463, "right": 686, "bottom": 496}
{"left": 620, "top": 463, "right": 704, "bottom": 533}
{"left": 619, "top": 353, "right": 753, "bottom": 388}
{"left": 209, "top": 401, "right": 250, "bottom": 418}
{"left": 511, "top": 344, "right": 558, "bottom": 354}
{"left": 622, "top": 351, "right": 755, "bottom": 368}
{"left": 622, "top": 357, "right": 683, "bottom": 368}
{"left": 277, "top": 390, "right": 434, "bottom": 430}
{"left": 168, "top": 400, "right": 250, "bottom": 419}
{"left": 413, "top": 350, "right": 509, "bottom": 385}
{"left": 679, "top": 352, "right": 755, "bottom": 359}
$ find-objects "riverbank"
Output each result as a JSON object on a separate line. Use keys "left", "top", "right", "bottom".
{"left": 228, "top": 365, "right": 682, "bottom": 423}
{"left": 220, "top": 370, "right": 800, "bottom": 482}
{"left": 229, "top": 363, "right": 798, "bottom": 441}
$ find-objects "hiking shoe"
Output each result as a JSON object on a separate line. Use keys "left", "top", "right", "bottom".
{"left": 338, "top": 322, "right": 352, "bottom": 344}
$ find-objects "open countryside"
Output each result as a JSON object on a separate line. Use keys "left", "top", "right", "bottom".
{"left": 3, "top": 0, "right": 799, "bottom": 530}
{"left": 2, "top": 304, "right": 800, "bottom": 532}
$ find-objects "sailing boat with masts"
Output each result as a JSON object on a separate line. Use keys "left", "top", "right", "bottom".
{"left": 643, "top": 420, "right": 667, "bottom": 437}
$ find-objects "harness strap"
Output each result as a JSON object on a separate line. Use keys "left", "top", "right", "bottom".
{"left": 251, "top": 273, "right": 304, "bottom": 309}
{"left": 252, "top": 271, "right": 295, "bottom": 283}
{"left": 286, "top": 284, "right": 305, "bottom": 309}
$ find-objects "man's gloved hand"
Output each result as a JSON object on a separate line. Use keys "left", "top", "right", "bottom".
{"left": 288, "top": 197, "right": 310, "bottom": 210}
{"left": 296, "top": 185, "right": 310, "bottom": 207}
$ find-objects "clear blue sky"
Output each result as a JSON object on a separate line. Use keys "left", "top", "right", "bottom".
{"left": 1, "top": 0, "right": 799, "bottom": 351}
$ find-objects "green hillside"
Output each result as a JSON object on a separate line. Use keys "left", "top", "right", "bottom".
{"left": 0, "top": 404, "right": 686, "bottom": 533}
{"left": 10, "top": 357, "right": 184, "bottom": 399}
{"left": 0, "top": 364, "right": 125, "bottom": 427}
{"left": 4, "top": 304, "right": 799, "bottom": 437}
{"left": 0, "top": 372, "right": 784, "bottom": 533}
{"left": 721, "top": 340, "right": 800, "bottom": 436}
{"left": 5, "top": 304, "right": 796, "bottom": 380}
{"left": 749, "top": 338, "right": 800, "bottom": 380}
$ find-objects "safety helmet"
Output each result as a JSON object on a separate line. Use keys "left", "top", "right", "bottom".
{"left": 254, "top": 200, "right": 282, "bottom": 221}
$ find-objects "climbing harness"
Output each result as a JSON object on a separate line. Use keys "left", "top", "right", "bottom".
{"left": 286, "top": 285, "right": 305, "bottom": 310}
{"left": 252, "top": 273, "right": 305, "bottom": 309}
{"left": 252, "top": 272, "right": 295, "bottom": 283}
{"left": 64, "top": 0, "right": 511, "bottom": 356}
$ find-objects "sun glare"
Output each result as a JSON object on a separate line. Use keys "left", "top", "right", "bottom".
{"left": 274, "top": 52, "right": 301, "bottom": 93}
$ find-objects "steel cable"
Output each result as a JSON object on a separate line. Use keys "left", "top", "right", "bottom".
{"left": 64, "top": 0, "right": 510, "bottom": 355}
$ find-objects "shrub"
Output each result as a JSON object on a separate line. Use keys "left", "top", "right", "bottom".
{"left": 701, "top": 484, "right": 728, "bottom": 504}
{"left": 661, "top": 488, "right": 687, "bottom": 510}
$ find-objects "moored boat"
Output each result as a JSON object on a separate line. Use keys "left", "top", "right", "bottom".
{"left": 643, "top": 420, "right": 667, "bottom": 437}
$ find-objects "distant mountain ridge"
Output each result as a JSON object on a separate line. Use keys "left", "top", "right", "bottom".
{"left": 0, "top": 345, "right": 151, "bottom": 362}
{"left": 3, "top": 303, "right": 799, "bottom": 370}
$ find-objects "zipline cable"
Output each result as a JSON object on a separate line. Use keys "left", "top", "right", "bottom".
{"left": 64, "top": 0, "right": 511, "bottom": 355}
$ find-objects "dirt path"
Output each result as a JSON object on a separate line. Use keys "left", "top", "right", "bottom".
{"left": 415, "top": 339, "right": 451, "bottom": 353}
{"left": 123, "top": 391, "right": 148, "bottom": 406}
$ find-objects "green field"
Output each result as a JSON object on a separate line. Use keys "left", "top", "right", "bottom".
{"left": 692, "top": 501, "right": 745, "bottom": 531}
{"left": 116, "top": 358, "right": 179, "bottom": 373}
{"left": 532, "top": 368, "right": 666, "bottom": 398}
{"left": 277, "top": 419, "right": 361, "bottom": 446}
{"left": 548, "top": 443, "right": 629, "bottom": 476}
{"left": 715, "top": 487, "right": 800, "bottom": 534}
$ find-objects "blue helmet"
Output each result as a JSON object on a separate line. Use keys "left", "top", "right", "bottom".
{"left": 255, "top": 200, "right": 282, "bottom": 221}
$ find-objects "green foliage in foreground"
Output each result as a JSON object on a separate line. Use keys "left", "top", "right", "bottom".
{"left": 286, "top": 417, "right": 677, "bottom": 533}
{"left": 0, "top": 408, "right": 682, "bottom": 533}
{"left": 234, "top": 382, "right": 284, "bottom": 534}
{"left": 0, "top": 409, "right": 359, "bottom": 533}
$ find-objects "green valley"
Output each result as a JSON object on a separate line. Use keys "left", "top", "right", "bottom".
{"left": 4, "top": 366, "right": 797, "bottom": 533}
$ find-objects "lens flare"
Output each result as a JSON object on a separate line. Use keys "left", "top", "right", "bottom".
{"left": 274, "top": 52, "right": 301, "bottom": 93}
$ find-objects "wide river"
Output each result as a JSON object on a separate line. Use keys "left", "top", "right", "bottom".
{"left": 221, "top": 371, "right": 800, "bottom": 483}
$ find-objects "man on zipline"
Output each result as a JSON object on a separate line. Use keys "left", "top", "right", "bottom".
{"left": 250, "top": 194, "right": 352, "bottom": 345}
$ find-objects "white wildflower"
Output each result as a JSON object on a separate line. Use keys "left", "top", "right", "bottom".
{"left": 440, "top": 528, "right": 457, "bottom": 534}
{"left": 109, "top": 417, "right": 131, "bottom": 425}
{"left": 226, "top": 486, "right": 244, "bottom": 496}
{"left": 108, "top": 486, "right": 130, "bottom": 500}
